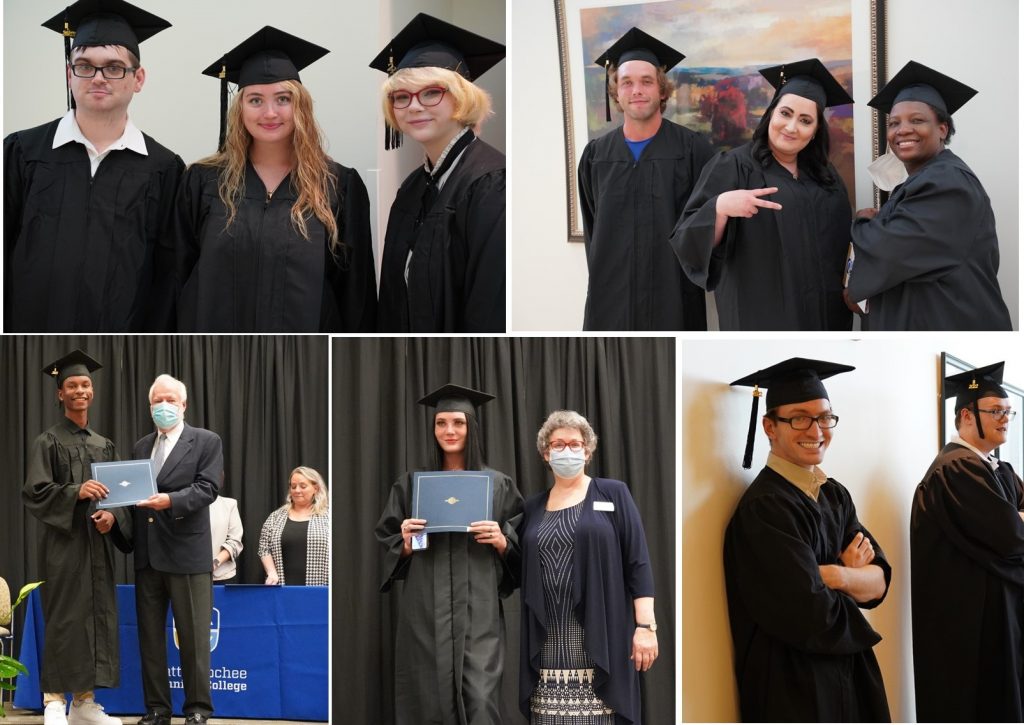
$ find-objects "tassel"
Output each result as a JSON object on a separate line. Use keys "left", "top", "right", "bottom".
{"left": 218, "top": 63, "right": 227, "bottom": 152}
{"left": 742, "top": 386, "right": 761, "bottom": 469}
{"left": 970, "top": 376, "right": 984, "bottom": 439}
{"left": 63, "top": 20, "right": 75, "bottom": 111}
{"left": 604, "top": 60, "right": 611, "bottom": 122}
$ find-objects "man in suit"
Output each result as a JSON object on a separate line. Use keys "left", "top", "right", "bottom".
{"left": 133, "top": 374, "right": 222, "bottom": 725}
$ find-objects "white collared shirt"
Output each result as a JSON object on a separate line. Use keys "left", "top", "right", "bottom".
{"left": 951, "top": 434, "right": 1000, "bottom": 471}
{"left": 52, "top": 110, "right": 148, "bottom": 177}
{"left": 150, "top": 420, "right": 185, "bottom": 459}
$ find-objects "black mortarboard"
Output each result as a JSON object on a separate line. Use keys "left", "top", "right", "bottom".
{"left": 42, "top": 0, "right": 170, "bottom": 111}
{"left": 730, "top": 358, "right": 854, "bottom": 469}
{"left": 945, "top": 362, "right": 1008, "bottom": 440}
{"left": 369, "top": 13, "right": 505, "bottom": 150}
{"left": 593, "top": 27, "right": 685, "bottom": 122}
{"left": 868, "top": 60, "right": 977, "bottom": 115}
{"left": 759, "top": 58, "right": 854, "bottom": 109}
{"left": 417, "top": 383, "right": 495, "bottom": 417}
{"left": 42, "top": 349, "right": 102, "bottom": 387}
{"left": 201, "top": 26, "right": 329, "bottom": 152}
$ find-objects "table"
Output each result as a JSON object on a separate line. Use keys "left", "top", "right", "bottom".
{"left": 15, "top": 584, "right": 327, "bottom": 721}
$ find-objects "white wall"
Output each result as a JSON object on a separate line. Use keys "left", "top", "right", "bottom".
{"left": 2, "top": 0, "right": 504, "bottom": 285}
{"left": 681, "top": 337, "right": 1024, "bottom": 722}
{"left": 509, "top": 0, "right": 1019, "bottom": 331}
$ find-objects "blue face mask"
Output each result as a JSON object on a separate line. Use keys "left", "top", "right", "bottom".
{"left": 151, "top": 402, "right": 182, "bottom": 429}
{"left": 549, "top": 448, "right": 586, "bottom": 478}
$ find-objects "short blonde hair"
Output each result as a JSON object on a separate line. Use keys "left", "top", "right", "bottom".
{"left": 380, "top": 67, "right": 492, "bottom": 132}
{"left": 535, "top": 410, "right": 599, "bottom": 457}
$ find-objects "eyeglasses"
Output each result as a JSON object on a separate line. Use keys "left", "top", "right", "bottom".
{"left": 773, "top": 413, "right": 839, "bottom": 430}
{"left": 71, "top": 63, "right": 137, "bottom": 80}
{"left": 978, "top": 408, "right": 1017, "bottom": 421}
{"left": 549, "top": 440, "right": 585, "bottom": 453}
{"left": 389, "top": 86, "right": 447, "bottom": 109}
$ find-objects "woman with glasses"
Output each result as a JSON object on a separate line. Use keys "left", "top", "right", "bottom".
{"left": 173, "top": 27, "right": 376, "bottom": 332}
{"left": 670, "top": 59, "right": 854, "bottom": 331}
{"left": 518, "top": 410, "right": 656, "bottom": 724}
{"left": 370, "top": 13, "right": 506, "bottom": 332}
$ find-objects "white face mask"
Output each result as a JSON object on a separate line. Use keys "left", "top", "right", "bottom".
{"left": 549, "top": 448, "right": 586, "bottom": 477}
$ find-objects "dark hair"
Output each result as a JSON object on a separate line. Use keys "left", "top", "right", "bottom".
{"left": 751, "top": 93, "right": 837, "bottom": 187}
{"left": 927, "top": 102, "right": 956, "bottom": 145}
{"left": 430, "top": 411, "right": 485, "bottom": 471}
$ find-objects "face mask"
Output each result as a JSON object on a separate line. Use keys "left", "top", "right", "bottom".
{"left": 549, "top": 448, "right": 586, "bottom": 478}
{"left": 151, "top": 402, "right": 182, "bottom": 429}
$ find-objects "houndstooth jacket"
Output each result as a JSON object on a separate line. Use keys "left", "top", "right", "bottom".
{"left": 257, "top": 507, "right": 330, "bottom": 585}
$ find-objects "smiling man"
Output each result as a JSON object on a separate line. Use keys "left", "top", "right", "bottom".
{"left": 578, "top": 27, "right": 713, "bottom": 331}
{"left": 723, "top": 358, "right": 891, "bottom": 722}
{"left": 4, "top": 0, "right": 183, "bottom": 332}
{"left": 911, "top": 362, "right": 1024, "bottom": 721}
{"left": 23, "top": 350, "right": 129, "bottom": 725}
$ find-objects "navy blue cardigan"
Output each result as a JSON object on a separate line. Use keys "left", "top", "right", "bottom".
{"left": 518, "top": 477, "right": 655, "bottom": 724}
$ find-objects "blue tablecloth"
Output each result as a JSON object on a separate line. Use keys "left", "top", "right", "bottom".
{"left": 15, "top": 584, "right": 327, "bottom": 721}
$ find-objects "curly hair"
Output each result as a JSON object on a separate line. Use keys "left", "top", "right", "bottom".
{"left": 535, "top": 410, "right": 599, "bottom": 458}
{"left": 751, "top": 92, "right": 837, "bottom": 187}
{"left": 381, "top": 66, "right": 493, "bottom": 132}
{"left": 193, "top": 80, "right": 342, "bottom": 253}
{"left": 607, "top": 62, "right": 673, "bottom": 113}
{"left": 286, "top": 465, "right": 329, "bottom": 515}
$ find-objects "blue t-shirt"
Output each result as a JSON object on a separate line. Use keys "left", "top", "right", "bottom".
{"left": 624, "top": 135, "right": 654, "bottom": 161}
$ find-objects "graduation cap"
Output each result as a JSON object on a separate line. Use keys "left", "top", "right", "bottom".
{"left": 43, "top": 349, "right": 103, "bottom": 387}
{"left": 730, "top": 358, "right": 855, "bottom": 469}
{"left": 369, "top": 13, "right": 505, "bottom": 150}
{"left": 42, "top": 0, "right": 171, "bottom": 111}
{"left": 593, "top": 27, "right": 685, "bottom": 122}
{"left": 945, "top": 362, "right": 1008, "bottom": 440}
{"left": 202, "top": 26, "right": 330, "bottom": 151}
{"left": 868, "top": 60, "right": 977, "bottom": 115}
{"left": 759, "top": 58, "right": 854, "bottom": 109}
{"left": 417, "top": 383, "right": 495, "bottom": 417}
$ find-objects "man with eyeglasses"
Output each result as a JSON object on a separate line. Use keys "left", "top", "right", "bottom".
{"left": 4, "top": 0, "right": 183, "bottom": 332}
{"left": 911, "top": 361, "right": 1024, "bottom": 722}
{"left": 723, "top": 358, "right": 891, "bottom": 721}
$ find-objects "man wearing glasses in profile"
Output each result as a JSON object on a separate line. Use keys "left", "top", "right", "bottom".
{"left": 723, "top": 358, "right": 891, "bottom": 722}
{"left": 911, "top": 361, "right": 1024, "bottom": 722}
{"left": 4, "top": 0, "right": 183, "bottom": 332}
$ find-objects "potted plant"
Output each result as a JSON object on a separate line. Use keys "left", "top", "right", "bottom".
{"left": 0, "top": 581, "right": 43, "bottom": 717}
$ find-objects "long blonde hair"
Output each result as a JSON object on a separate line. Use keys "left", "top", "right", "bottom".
{"left": 286, "top": 465, "right": 329, "bottom": 516}
{"left": 195, "top": 80, "right": 341, "bottom": 253}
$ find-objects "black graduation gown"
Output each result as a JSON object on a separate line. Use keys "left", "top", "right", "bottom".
{"left": 847, "top": 149, "right": 1012, "bottom": 331}
{"left": 910, "top": 443, "right": 1024, "bottom": 722}
{"left": 723, "top": 467, "right": 892, "bottom": 722}
{"left": 578, "top": 118, "right": 714, "bottom": 331}
{"left": 669, "top": 142, "right": 853, "bottom": 331}
{"left": 174, "top": 160, "right": 376, "bottom": 332}
{"left": 377, "top": 139, "right": 505, "bottom": 332}
{"left": 3, "top": 118, "right": 183, "bottom": 332}
{"left": 375, "top": 470, "right": 523, "bottom": 725}
{"left": 21, "top": 418, "right": 131, "bottom": 693}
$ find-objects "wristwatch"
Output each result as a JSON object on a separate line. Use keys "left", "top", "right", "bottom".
{"left": 636, "top": 622, "right": 657, "bottom": 632}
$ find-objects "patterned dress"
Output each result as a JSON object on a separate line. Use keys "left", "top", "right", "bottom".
{"left": 530, "top": 501, "right": 615, "bottom": 724}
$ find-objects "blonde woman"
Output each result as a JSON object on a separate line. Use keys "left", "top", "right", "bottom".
{"left": 174, "top": 26, "right": 376, "bottom": 332}
{"left": 370, "top": 13, "right": 506, "bottom": 332}
{"left": 258, "top": 466, "right": 330, "bottom": 586}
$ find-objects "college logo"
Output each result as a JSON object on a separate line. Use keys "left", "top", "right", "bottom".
{"left": 172, "top": 607, "right": 221, "bottom": 652}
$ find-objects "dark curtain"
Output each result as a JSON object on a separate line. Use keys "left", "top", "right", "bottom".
{"left": 332, "top": 337, "right": 675, "bottom": 724}
{"left": 0, "top": 335, "right": 328, "bottom": 656}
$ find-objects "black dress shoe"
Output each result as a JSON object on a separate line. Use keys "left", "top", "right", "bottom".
{"left": 138, "top": 713, "right": 171, "bottom": 725}
{"left": 183, "top": 714, "right": 209, "bottom": 724}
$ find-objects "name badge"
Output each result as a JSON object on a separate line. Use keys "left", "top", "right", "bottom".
{"left": 411, "top": 532, "right": 429, "bottom": 551}
{"left": 593, "top": 501, "right": 614, "bottom": 512}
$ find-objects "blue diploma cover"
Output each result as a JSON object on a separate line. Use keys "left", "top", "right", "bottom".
{"left": 91, "top": 459, "right": 158, "bottom": 509}
{"left": 412, "top": 471, "right": 494, "bottom": 533}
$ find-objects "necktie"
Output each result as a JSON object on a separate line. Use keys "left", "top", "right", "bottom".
{"left": 153, "top": 433, "right": 168, "bottom": 475}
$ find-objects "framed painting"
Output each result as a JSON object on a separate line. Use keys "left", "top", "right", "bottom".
{"left": 941, "top": 352, "right": 1024, "bottom": 473}
{"left": 555, "top": 0, "right": 887, "bottom": 242}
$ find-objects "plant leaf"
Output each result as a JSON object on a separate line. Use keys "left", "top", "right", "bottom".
{"left": 12, "top": 581, "right": 44, "bottom": 610}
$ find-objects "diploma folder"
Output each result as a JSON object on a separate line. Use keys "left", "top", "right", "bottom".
{"left": 412, "top": 471, "right": 494, "bottom": 533}
{"left": 91, "top": 459, "right": 158, "bottom": 509}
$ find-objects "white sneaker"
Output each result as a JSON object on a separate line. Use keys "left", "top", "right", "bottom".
{"left": 43, "top": 701, "right": 68, "bottom": 725}
{"left": 66, "top": 699, "right": 122, "bottom": 725}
